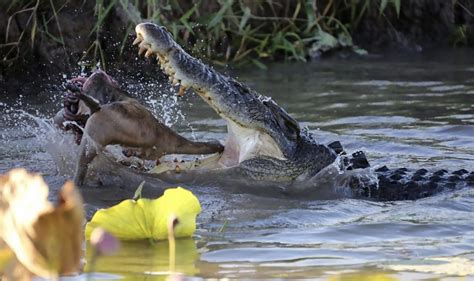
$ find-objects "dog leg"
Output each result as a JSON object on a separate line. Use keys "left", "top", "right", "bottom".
{"left": 74, "top": 137, "right": 98, "bottom": 186}
{"left": 170, "top": 136, "right": 224, "bottom": 155}
{"left": 77, "top": 93, "right": 101, "bottom": 114}
{"left": 53, "top": 109, "right": 66, "bottom": 129}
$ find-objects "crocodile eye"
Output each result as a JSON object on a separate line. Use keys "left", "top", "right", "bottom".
{"left": 283, "top": 119, "right": 299, "bottom": 140}
{"left": 264, "top": 99, "right": 300, "bottom": 140}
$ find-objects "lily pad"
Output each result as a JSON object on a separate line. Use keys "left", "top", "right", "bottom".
{"left": 85, "top": 187, "right": 201, "bottom": 241}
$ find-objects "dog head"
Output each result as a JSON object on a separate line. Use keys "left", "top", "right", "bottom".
{"left": 78, "top": 70, "right": 126, "bottom": 104}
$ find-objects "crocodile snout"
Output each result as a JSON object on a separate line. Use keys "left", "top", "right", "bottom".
{"left": 134, "top": 23, "right": 174, "bottom": 56}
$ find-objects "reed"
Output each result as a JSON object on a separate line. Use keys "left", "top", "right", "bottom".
{"left": 4, "top": 0, "right": 470, "bottom": 70}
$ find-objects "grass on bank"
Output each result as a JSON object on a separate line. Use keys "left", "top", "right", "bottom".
{"left": 1, "top": 0, "right": 471, "bottom": 69}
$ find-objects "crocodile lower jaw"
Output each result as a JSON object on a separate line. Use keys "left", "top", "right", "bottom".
{"left": 134, "top": 28, "right": 285, "bottom": 171}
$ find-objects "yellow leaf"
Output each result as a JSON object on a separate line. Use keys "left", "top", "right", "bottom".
{"left": 85, "top": 187, "right": 201, "bottom": 240}
{"left": 0, "top": 169, "right": 84, "bottom": 278}
{"left": 0, "top": 241, "right": 14, "bottom": 272}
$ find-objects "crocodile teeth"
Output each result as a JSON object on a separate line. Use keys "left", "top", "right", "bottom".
{"left": 132, "top": 35, "right": 142, "bottom": 45}
{"left": 178, "top": 85, "right": 186, "bottom": 97}
{"left": 173, "top": 78, "right": 179, "bottom": 85}
{"left": 138, "top": 46, "right": 146, "bottom": 56}
{"left": 145, "top": 49, "right": 153, "bottom": 58}
{"left": 166, "top": 66, "right": 175, "bottom": 75}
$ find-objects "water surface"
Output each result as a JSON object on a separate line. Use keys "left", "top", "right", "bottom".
{"left": 1, "top": 52, "right": 473, "bottom": 280}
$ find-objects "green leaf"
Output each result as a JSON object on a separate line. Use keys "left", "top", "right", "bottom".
{"left": 394, "top": 0, "right": 401, "bottom": 17}
{"left": 239, "top": 6, "right": 251, "bottom": 32}
{"left": 218, "top": 220, "right": 228, "bottom": 233}
{"left": 208, "top": 0, "right": 233, "bottom": 29}
{"left": 89, "top": 0, "right": 118, "bottom": 36}
{"left": 312, "top": 29, "right": 338, "bottom": 52}
{"left": 250, "top": 58, "right": 267, "bottom": 70}
{"left": 337, "top": 33, "right": 353, "bottom": 47}
{"left": 179, "top": 3, "right": 199, "bottom": 34}
{"left": 380, "top": 0, "right": 400, "bottom": 16}
{"left": 380, "top": 0, "right": 389, "bottom": 14}
{"left": 30, "top": 15, "right": 37, "bottom": 47}
{"left": 133, "top": 181, "right": 145, "bottom": 201}
{"left": 353, "top": 47, "right": 368, "bottom": 56}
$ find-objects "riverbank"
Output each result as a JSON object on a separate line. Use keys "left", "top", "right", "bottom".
{"left": 1, "top": 0, "right": 473, "bottom": 77}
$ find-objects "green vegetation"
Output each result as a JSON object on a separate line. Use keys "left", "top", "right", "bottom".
{"left": 1, "top": 0, "right": 66, "bottom": 64}
{"left": 139, "top": 0, "right": 376, "bottom": 68}
{"left": 0, "top": 0, "right": 472, "bottom": 70}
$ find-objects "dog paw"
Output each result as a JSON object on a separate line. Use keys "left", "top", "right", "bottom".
{"left": 64, "top": 80, "right": 83, "bottom": 93}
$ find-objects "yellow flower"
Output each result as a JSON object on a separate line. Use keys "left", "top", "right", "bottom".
{"left": 85, "top": 187, "right": 201, "bottom": 240}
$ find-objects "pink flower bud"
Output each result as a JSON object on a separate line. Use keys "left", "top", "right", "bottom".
{"left": 90, "top": 227, "right": 120, "bottom": 256}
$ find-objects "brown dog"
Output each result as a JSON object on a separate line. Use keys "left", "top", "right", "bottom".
{"left": 54, "top": 70, "right": 224, "bottom": 186}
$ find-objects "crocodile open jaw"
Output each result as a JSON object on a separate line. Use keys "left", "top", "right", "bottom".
{"left": 133, "top": 23, "right": 298, "bottom": 168}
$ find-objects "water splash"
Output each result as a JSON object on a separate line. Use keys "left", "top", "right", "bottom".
{"left": 283, "top": 155, "right": 379, "bottom": 199}
{"left": 123, "top": 78, "right": 197, "bottom": 139}
{"left": 0, "top": 101, "right": 78, "bottom": 176}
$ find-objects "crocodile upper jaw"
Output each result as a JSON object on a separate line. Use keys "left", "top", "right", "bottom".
{"left": 134, "top": 23, "right": 289, "bottom": 167}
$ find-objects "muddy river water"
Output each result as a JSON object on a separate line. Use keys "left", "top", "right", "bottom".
{"left": 1, "top": 51, "right": 473, "bottom": 280}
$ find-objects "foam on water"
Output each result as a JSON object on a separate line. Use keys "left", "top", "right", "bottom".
{"left": 0, "top": 72, "right": 197, "bottom": 183}
{"left": 122, "top": 76, "right": 197, "bottom": 139}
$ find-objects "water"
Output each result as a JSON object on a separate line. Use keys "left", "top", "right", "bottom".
{"left": 1, "top": 51, "right": 474, "bottom": 280}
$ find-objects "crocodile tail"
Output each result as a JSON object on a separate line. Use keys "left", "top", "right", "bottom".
{"left": 327, "top": 143, "right": 473, "bottom": 200}
{"left": 366, "top": 167, "right": 474, "bottom": 200}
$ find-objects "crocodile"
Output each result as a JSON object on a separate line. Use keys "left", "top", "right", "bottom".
{"left": 122, "top": 22, "right": 474, "bottom": 200}
{"left": 60, "top": 22, "right": 472, "bottom": 200}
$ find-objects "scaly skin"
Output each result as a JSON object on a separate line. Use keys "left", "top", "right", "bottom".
{"left": 134, "top": 23, "right": 337, "bottom": 181}
{"left": 363, "top": 167, "right": 474, "bottom": 200}
{"left": 130, "top": 22, "right": 472, "bottom": 200}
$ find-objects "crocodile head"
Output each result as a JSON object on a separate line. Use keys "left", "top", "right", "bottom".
{"left": 134, "top": 23, "right": 315, "bottom": 172}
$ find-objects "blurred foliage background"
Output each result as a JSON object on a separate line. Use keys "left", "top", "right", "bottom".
{"left": 0, "top": 0, "right": 473, "bottom": 71}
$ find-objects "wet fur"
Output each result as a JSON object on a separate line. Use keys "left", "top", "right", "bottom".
{"left": 55, "top": 71, "right": 223, "bottom": 186}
